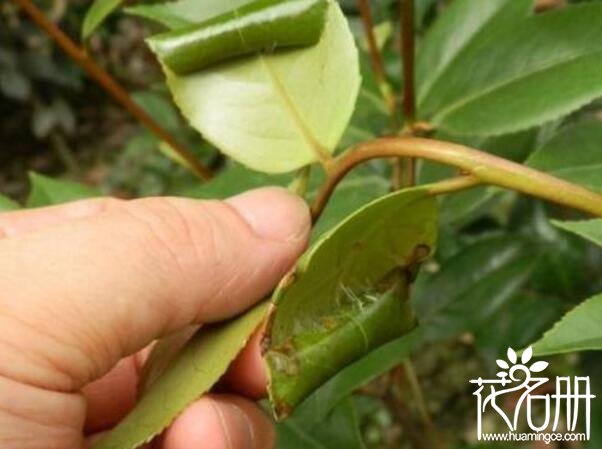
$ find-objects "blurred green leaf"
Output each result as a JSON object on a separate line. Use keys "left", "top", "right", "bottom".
{"left": 413, "top": 235, "right": 538, "bottom": 341}
{"left": 417, "top": 0, "right": 531, "bottom": 106}
{"left": 265, "top": 188, "right": 437, "bottom": 416}
{"left": 93, "top": 301, "right": 269, "bottom": 449}
{"left": 311, "top": 173, "right": 388, "bottom": 239}
{"left": 531, "top": 293, "right": 602, "bottom": 355}
{"left": 132, "top": 90, "right": 181, "bottom": 131}
{"left": 277, "top": 398, "right": 365, "bottom": 449}
{"left": 338, "top": 53, "right": 389, "bottom": 148}
{"left": 527, "top": 122, "right": 602, "bottom": 192}
{"left": 160, "top": 2, "right": 360, "bottom": 173}
{"left": 148, "top": 0, "right": 329, "bottom": 75}
{"left": 31, "top": 103, "right": 55, "bottom": 139}
{"left": 475, "top": 292, "right": 564, "bottom": 360}
{"left": 31, "top": 98, "right": 75, "bottom": 138}
{"left": 0, "top": 68, "right": 31, "bottom": 100}
{"left": 26, "top": 173, "right": 99, "bottom": 208}
{"left": 553, "top": 218, "right": 602, "bottom": 247}
{"left": 181, "top": 162, "right": 292, "bottom": 199}
{"left": 82, "top": 0, "right": 125, "bottom": 40}
{"left": 419, "top": 2, "right": 602, "bottom": 135}
{"left": 0, "top": 194, "right": 20, "bottom": 211}
{"left": 524, "top": 206, "right": 590, "bottom": 299}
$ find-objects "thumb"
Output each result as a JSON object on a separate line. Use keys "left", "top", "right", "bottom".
{"left": 0, "top": 188, "right": 310, "bottom": 393}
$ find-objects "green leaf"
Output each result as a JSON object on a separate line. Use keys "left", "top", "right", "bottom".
{"left": 26, "top": 172, "right": 99, "bottom": 208}
{"left": 82, "top": 0, "right": 124, "bottom": 40}
{"left": 126, "top": 0, "right": 255, "bottom": 30}
{"left": 32, "top": 98, "right": 75, "bottom": 138}
{"left": 0, "top": 194, "right": 20, "bottom": 211}
{"left": 137, "top": 326, "right": 199, "bottom": 395}
{"left": 525, "top": 206, "right": 590, "bottom": 299}
{"left": 416, "top": 0, "right": 532, "bottom": 105}
{"left": 179, "top": 162, "right": 292, "bottom": 199}
{"left": 531, "top": 293, "right": 602, "bottom": 356}
{"left": 475, "top": 293, "right": 564, "bottom": 360}
{"left": 160, "top": 1, "right": 360, "bottom": 173}
{"left": 419, "top": 2, "right": 602, "bottom": 135}
{"left": 277, "top": 398, "right": 365, "bottom": 449}
{"left": 338, "top": 50, "right": 390, "bottom": 149}
{"left": 553, "top": 218, "right": 602, "bottom": 247}
{"left": 292, "top": 330, "right": 420, "bottom": 426}
{"left": 148, "top": 0, "right": 329, "bottom": 75}
{"left": 311, "top": 174, "right": 388, "bottom": 240}
{"left": 264, "top": 188, "right": 437, "bottom": 416}
{"left": 132, "top": 90, "right": 181, "bottom": 131}
{"left": 93, "top": 301, "right": 269, "bottom": 449}
{"left": 413, "top": 234, "right": 537, "bottom": 341}
{"left": 0, "top": 68, "right": 31, "bottom": 100}
{"left": 527, "top": 122, "right": 602, "bottom": 193}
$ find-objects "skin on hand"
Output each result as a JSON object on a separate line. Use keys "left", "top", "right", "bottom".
{"left": 0, "top": 187, "right": 311, "bottom": 449}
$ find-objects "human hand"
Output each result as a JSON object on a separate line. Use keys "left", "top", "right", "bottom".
{"left": 0, "top": 187, "right": 311, "bottom": 449}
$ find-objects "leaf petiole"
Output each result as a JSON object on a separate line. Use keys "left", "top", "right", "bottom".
{"left": 312, "top": 136, "right": 602, "bottom": 221}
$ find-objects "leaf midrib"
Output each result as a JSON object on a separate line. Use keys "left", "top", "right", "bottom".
{"left": 260, "top": 56, "right": 331, "bottom": 164}
{"left": 227, "top": 0, "right": 330, "bottom": 164}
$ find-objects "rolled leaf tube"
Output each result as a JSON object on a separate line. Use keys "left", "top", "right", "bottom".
{"left": 148, "top": 0, "right": 329, "bottom": 75}
{"left": 263, "top": 189, "right": 438, "bottom": 417}
{"left": 265, "top": 278, "right": 417, "bottom": 417}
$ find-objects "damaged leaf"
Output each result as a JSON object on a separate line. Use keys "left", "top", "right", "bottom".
{"left": 264, "top": 188, "right": 437, "bottom": 417}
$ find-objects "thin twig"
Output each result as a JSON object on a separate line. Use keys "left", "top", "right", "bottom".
{"left": 403, "top": 359, "right": 432, "bottom": 428}
{"left": 312, "top": 137, "right": 602, "bottom": 221}
{"left": 384, "top": 369, "right": 432, "bottom": 449}
{"left": 356, "top": 0, "right": 397, "bottom": 119}
{"left": 14, "top": 0, "right": 213, "bottom": 181}
{"left": 399, "top": 0, "right": 417, "bottom": 187}
{"left": 357, "top": 0, "right": 402, "bottom": 189}
{"left": 399, "top": 0, "right": 416, "bottom": 125}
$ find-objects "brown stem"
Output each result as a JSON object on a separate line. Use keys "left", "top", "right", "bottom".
{"left": 14, "top": 0, "right": 213, "bottom": 181}
{"left": 403, "top": 359, "right": 432, "bottom": 428}
{"left": 399, "top": 0, "right": 417, "bottom": 188}
{"left": 312, "top": 137, "right": 602, "bottom": 221}
{"left": 357, "top": 0, "right": 397, "bottom": 120}
{"left": 399, "top": 0, "right": 416, "bottom": 125}
{"left": 384, "top": 369, "right": 434, "bottom": 449}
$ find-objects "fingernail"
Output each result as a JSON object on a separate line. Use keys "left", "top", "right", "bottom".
{"left": 226, "top": 187, "right": 311, "bottom": 243}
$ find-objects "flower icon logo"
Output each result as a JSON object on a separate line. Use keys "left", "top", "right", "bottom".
{"left": 495, "top": 347, "right": 549, "bottom": 385}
